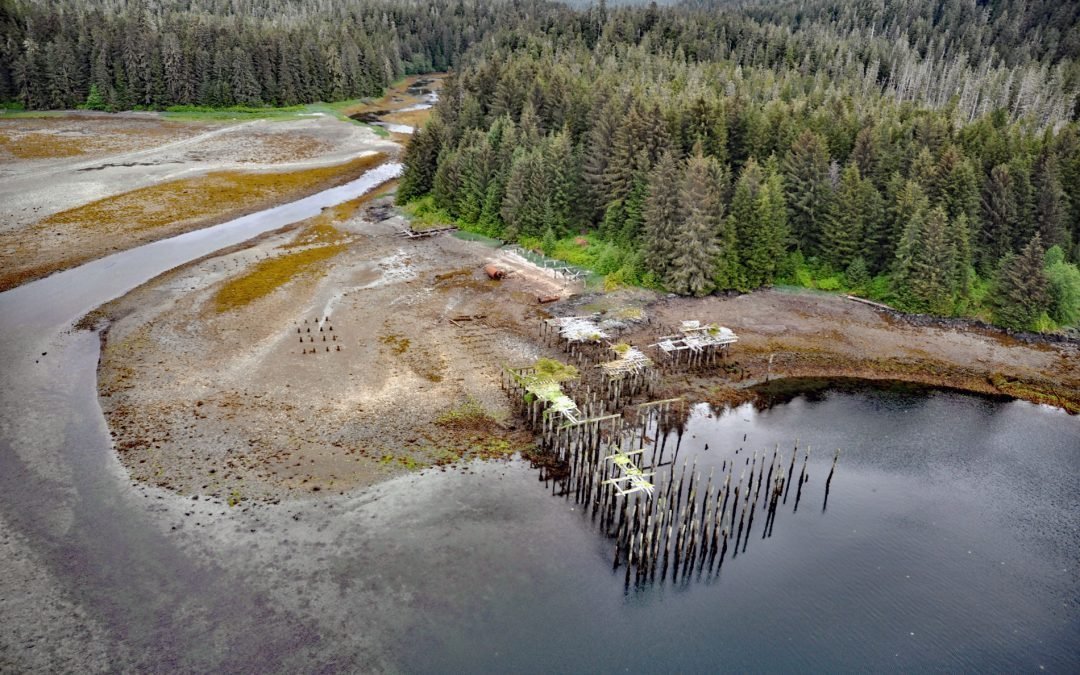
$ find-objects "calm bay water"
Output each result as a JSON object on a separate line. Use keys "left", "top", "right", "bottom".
{"left": 396, "top": 383, "right": 1079, "bottom": 673}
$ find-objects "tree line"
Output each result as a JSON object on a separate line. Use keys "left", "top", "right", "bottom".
{"left": 397, "top": 0, "right": 1080, "bottom": 331}
{"left": 3, "top": 0, "right": 1079, "bottom": 329}
{"left": 0, "top": 0, "right": 573, "bottom": 110}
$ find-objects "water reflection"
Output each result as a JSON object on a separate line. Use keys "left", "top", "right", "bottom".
{"left": 534, "top": 397, "right": 843, "bottom": 591}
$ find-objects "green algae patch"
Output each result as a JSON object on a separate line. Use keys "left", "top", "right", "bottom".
{"left": 435, "top": 397, "right": 503, "bottom": 432}
{"left": 379, "top": 334, "right": 410, "bottom": 354}
{"left": 214, "top": 243, "right": 345, "bottom": 312}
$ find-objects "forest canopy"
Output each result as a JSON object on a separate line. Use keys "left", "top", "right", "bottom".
{"left": 394, "top": 0, "right": 1080, "bottom": 331}
{"left": 3, "top": 0, "right": 1079, "bottom": 331}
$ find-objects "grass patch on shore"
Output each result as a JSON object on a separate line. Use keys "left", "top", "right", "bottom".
{"left": 214, "top": 243, "right": 345, "bottom": 312}
{"left": 40, "top": 152, "right": 385, "bottom": 234}
{"left": 379, "top": 108, "right": 429, "bottom": 129}
{"left": 401, "top": 195, "right": 455, "bottom": 231}
{"left": 0, "top": 125, "right": 183, "bottom": 160}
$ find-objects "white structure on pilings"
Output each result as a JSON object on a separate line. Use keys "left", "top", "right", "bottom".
{"left": 544, "top": 315, "right": 611, "bottom": 343}
{"left": 651, "top": 320, "right": 737, "bottom": 366}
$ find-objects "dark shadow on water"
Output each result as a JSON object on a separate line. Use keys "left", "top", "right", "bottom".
{"left": 750, "top": 376, "right": 1013, "bottom": 410}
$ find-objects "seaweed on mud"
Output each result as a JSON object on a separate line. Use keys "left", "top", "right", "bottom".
{"left": 40, "top": 153, "right": 386, "bottom": 234}
{"left": 214, "top": 243, "right": 346, "bottom": 312}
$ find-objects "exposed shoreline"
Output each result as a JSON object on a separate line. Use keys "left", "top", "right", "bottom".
{"left": 0, "top": 76, "right": 444, "bottom": 293}
{"left": 92, "top": 231, "right": 1078, "bottom": 503}
{"left": 631, "top": 289, "right": 1079, "bottom": 415}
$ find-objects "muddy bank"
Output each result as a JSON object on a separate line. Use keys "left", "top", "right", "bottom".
{"left": 631, "top": 289, "right": 1080, "bottom": 414}
{"left": 0, "top": 107, "right": 406, "bottom": 292}
{"left": 0, "top": 152, "right": 394, "bottom": 293}
{"left": 97, "top": 227, "right": 1079, "bottom": 504}
{"left": 93, "top": 195, "right": 579, "bottom": 502}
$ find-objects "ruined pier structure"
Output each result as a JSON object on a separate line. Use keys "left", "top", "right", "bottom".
{"left": 507, "top": 315, "right": 838, "bottom": 587}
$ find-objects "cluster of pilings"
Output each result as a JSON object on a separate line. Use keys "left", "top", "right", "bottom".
{"left": 296, "top": 316, "right": 342, "bottom": 354}
{"left": 540, "top": 317, "right": 737, "bottom": 401}
{"left": 538, "top": 318, "right": 611, "bottom": 369}
{"left": 603, "top": 444, "right": 813, "bottom": 587}
{"left": 525, "top": 391, "right": 840, "bottom": 588}
{"left": 597, "top": 366, "right": 659, "bottom": 407}
{"left": 539, "top": 319, "right": 658, "bottom": 404}
{"left": 505, "top": 320, "right": 836, "bottom": 588}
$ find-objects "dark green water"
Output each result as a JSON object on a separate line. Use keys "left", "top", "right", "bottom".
{"left": 397, "top": 382, "right": 1079, "bottom": 673}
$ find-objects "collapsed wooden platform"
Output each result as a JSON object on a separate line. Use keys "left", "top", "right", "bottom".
{"left": 543, "top": 315, "right": 611, "bottom": 343}
{"left": 651, "top": 320, "right": 737, "bottom": 367}
{"left": 396, "top": 225, "right": 457, "bottom": 239}
{"left": 598, "top": 343, "right": 653, "bottom": 379}
{"left": 603, "top": 449, "right": 655, "bottom": 496}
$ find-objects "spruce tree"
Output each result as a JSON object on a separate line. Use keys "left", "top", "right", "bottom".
{"left": 850, "top": 126, "right": 880, "bottom": 187}
{"left": 581, "top": 94, "right": 623, "bottom": 223}
{"left": 1032, "top": 149, "right": 1067, "bottom": 248}
{"left": 668, "top": 152, "right": 722, "bottom": 296}
{"left": 397, "top": 115, "right": 444, "bottom": 204}
{"left": 83, "top": 83, "right": 106, "bottom": 110}
{"left": 619, "top": 174, "right": 649, "bottom": 246}
{"left": 949, "top": 213, "right": 974, "bottom": 299}
{"left": 934, "top": 146, "right": 980, "bottom": 226}
{"left": 432, "top": 148, "right": 462, "bottom": 215}
{"left": 821, "top": 163, "right": 866, "bottom": 270}
{"left": 746, "top": 162, "right": 790, "bottom": 288}
{"left": 730, "top": 157, "right": 764, "bottom": 286}
{"left": 895, "top": 206, "right": 956, "bottom": 314}
{"left": 642, "top": 150, "right": 683, "bottom": 279}
{"left": 456, "top": 131, "right": 493, "bottom": 224}
{"left": 979, "top": 164, "right": 1018, "bottom": 272}
{"left": 783, "top": 129, "right": 832, "bottom": 255}
{"left": 545, "top": 128, "right": 579, "bottom": 236}
{"left": 845, "top": 256, "right": 870, "bottom": 290}
{"left": 1008, "top": 158, "right": 1036, "bottom": 250}
{"left": 993, "top": 234, "right": 1051, "bottom": 330}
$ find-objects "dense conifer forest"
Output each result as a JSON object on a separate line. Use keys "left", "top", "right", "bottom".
{"left": 3, "top": 0, "right": 1080, "bottom": 330}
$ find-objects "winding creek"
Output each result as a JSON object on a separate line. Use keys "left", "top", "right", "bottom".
{"left": 1, "top": 102, "right": 1078, "bottom": 669}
